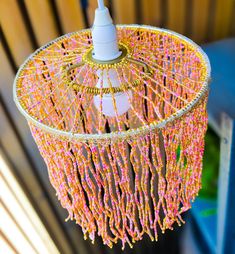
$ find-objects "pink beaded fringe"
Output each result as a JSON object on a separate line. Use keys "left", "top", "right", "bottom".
{"left": 14, "top": 26, "right": 210, "bottom": 249}
{"left": 29, "top": 97, "right": 207, "bottom": 249}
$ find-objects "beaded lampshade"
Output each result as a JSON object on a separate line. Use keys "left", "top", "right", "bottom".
{"left": 14, "top": 23, "right": 210, "bottom": 249}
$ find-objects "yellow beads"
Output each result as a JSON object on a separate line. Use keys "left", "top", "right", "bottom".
{"left": 29, "top": 98, "right": 208, "bottom": 249}
{"left": 15, "top": 25, "right": 210, "bottom": 249}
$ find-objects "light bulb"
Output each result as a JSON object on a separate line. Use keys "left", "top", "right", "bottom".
{"left": 94, "top": 69, "right": 132, "bottom": 117}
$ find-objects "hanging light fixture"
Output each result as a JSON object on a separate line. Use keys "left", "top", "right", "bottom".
{"left": 14, "top": 0, "right": 210, "bottom": 249}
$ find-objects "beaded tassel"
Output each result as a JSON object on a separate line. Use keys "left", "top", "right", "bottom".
{"left": 29, "top": 97, "right": 208, "bottom": 249}
{"left": 14, "top": 26, "right": 210, "bottom": 249}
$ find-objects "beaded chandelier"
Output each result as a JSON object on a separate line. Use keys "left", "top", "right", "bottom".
{"left": 14, "top": 1, "right": 210, "bottom": 250}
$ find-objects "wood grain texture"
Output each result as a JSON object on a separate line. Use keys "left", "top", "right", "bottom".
{"left": 0, "top": 42, "right": 75, "bottom": 254}
{"left": 231, "top": 3, "right": 235, "bottom": 36}
{"left": 112, "top": 0, "right": 136, "bottom": 24}
{"left": 55, "top": 0, "right": 85, "bottom": 33}
{"left": 141, "top": 0, "right": 161, "bottom": 26}
{"left": 0, "top": 40, "right": 100, "bottom": 254}
{"left": 191, "top": 0, "right": 211, "bottom": 43}
{"left": 166, "top": 0, "right": 187, "bottom": 34}
{"left": 0, "top": 1, "right": 104, "bottom": 250}
{"left": 87, "top": 0, "right": 98, "bottom": 26}
{"left": 24, "top": 0, "right": 58, "bottom": 46}
{"left": 0, "top": 231, "right": 18, "bottom": 254}
{"left": 212, "top": 0, "right": 235, "bottom": 40}
{"left": 87, "top": 0, "right": 110, "bottom": 26}
{"left": 0, "top": 0, "right": 33, "bottom": 67}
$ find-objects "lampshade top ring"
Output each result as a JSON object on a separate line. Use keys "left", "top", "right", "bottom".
{"left": 13, "top": 25, "right": 211, "bottom": 143}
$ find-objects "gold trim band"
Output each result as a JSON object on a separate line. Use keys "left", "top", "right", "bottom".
{"left": 69, "top": 79, "right": 141, "bottom": 95}
{"left": 64, "top": 42, "right": 153, "bottom": 95}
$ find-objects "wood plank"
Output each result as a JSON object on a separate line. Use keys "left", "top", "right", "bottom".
{"left": 24, "top": 0, "right": 58, "bottom": 46}
{"left": 0, "top": 43, "right": 74, "bottom": 254}
{"left": 0, "top": 42, "right": 96, "bottom": 254}
{"left": 0, "top": 105, "right": 75, "bottom": 254}
{"left": 0, "top": 0, "right": 33, "bottom": 67}
{"left": 166, "top": 0, "right": 187, "bottom": 34}
{"left": 141, "top": 0, "right": 161, "bottom": 26}
{"left": 0, "top": 203, "right": 37, "bottom": 254}
{"left": 212, "top": 0, "right": 234, "bottom": 40}
{"left": 0, "top": 42, "right": 93, "bottom": 254}
{"left": 112, "top": 0, "right": 136, "bottom": 24}
{"left": 87, "top": 0, "right": 110, "bottom": 26}
{"left": 55, "top": 0, "right": 85, "bottom": 33}
{"left": 2, "top": 37, "right": 108, "bottom": 253}
{"left": 87, "top": 0, "right": 98, "bottom": 27}
{"left": 0, "top": 233, "right": 18, "bottom": 254}
{"left": 231, "top": 2, "right": 235, "bottom": 36}
{"left": 0, "top": 167, "right": 60, "bottom": 254}
{"left": 191, "top": 0, "right": 210, "bottom": 43}
{"left": 217, "top": 114, "right": 235, "bottom": 254}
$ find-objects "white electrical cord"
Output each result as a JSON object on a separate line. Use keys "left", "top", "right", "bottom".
{"left": 97, "top": 0, "right": 105, "bottom": 9}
